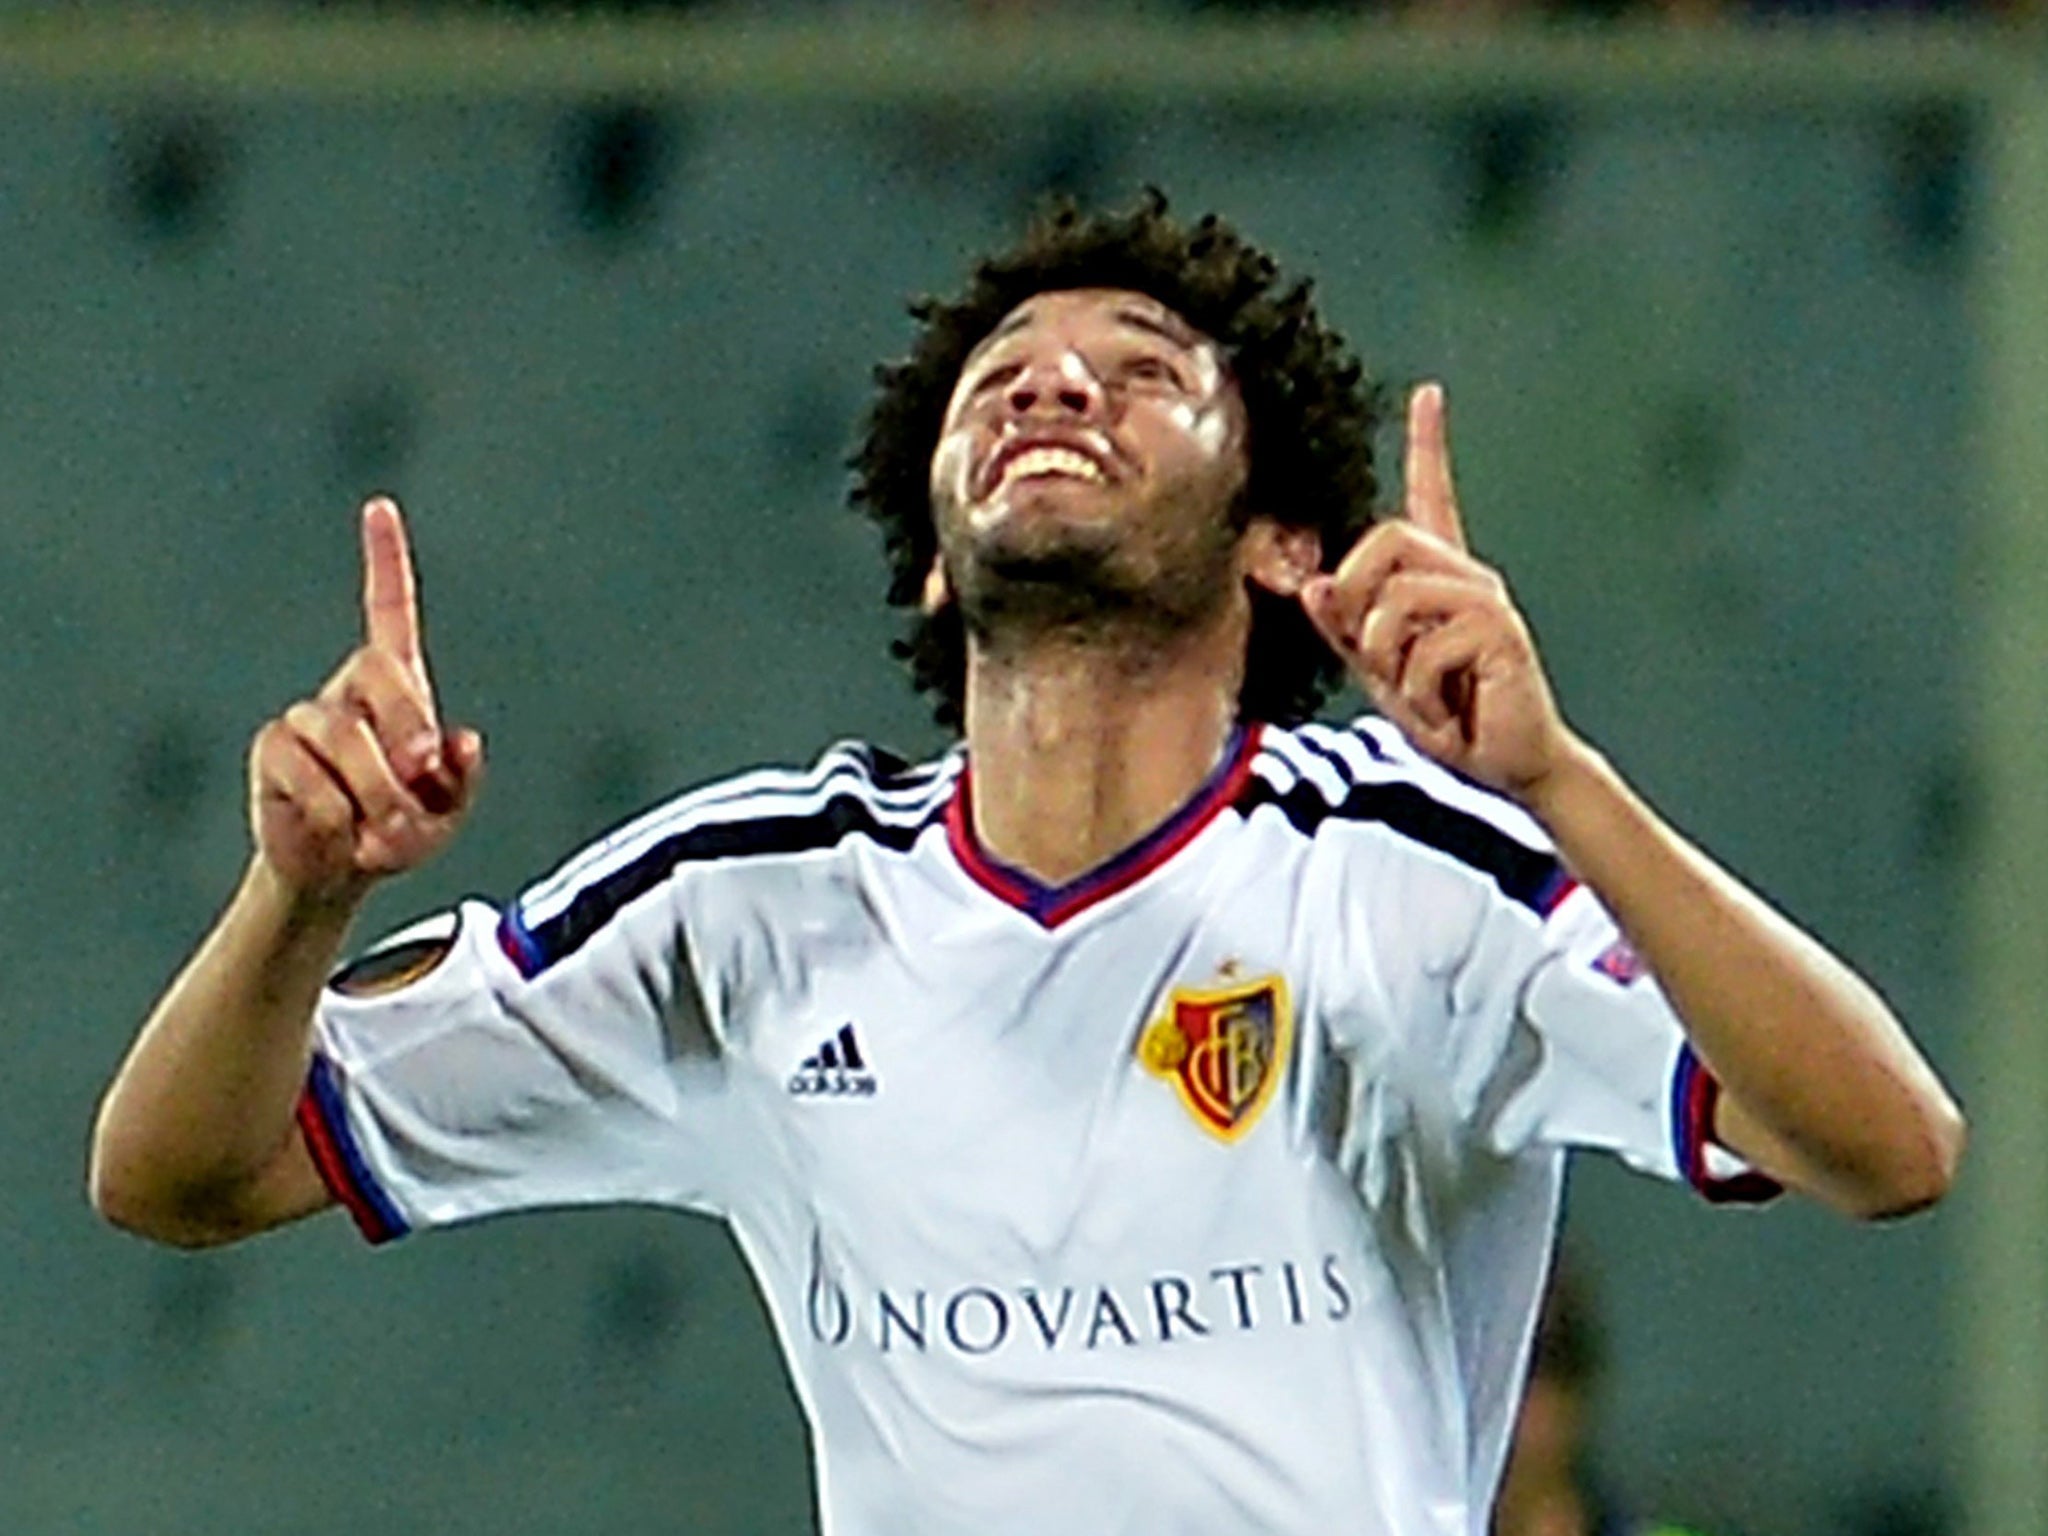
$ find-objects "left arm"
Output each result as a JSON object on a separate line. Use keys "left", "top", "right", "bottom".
{"left": 1517, "top": 737, "right": 1961, "bottom": 1217}
{"left": 1301, "top": 384, "right": 1964, "bottom": 1219}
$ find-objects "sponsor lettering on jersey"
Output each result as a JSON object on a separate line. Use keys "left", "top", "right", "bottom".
{"left": 1139, "top": 974, "right": 1292, "bottom": 1142}
{"left": 804, "top": 1252, "right": 1356, "bottom": 1358}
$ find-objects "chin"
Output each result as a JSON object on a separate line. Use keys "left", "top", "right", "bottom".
{"left": 950, "top": 525, "right": 1135, "bottom": 630}
{"left": 978, "top": 518, "right": 1127, "bottom": 582}
{"left": 972, "top": 483, "right": 1121, "bottom": 535}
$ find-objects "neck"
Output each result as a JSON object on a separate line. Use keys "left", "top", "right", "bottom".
{"left": 961, "top": 611, "right": 1246, "bottom": 887}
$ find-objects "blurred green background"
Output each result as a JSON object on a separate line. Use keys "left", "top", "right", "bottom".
{"left": 7, "top": 7, "right": 2045, "bottom": 1535}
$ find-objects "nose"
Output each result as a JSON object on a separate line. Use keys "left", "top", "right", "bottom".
{"left": 1005, "top": 351, "right": 1104, "bottom": 421}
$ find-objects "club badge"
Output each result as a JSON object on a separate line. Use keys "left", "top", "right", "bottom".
{"left": 1139, "top": 974, "right": 1292, "bottom": 1143}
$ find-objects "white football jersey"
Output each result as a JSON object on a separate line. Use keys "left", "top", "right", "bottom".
{"left": 300, "top": 718, "right": 1775, "bottom": 1536}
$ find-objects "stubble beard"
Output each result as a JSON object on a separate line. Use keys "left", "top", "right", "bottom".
{"left": 942, "top": 487, "right": 1244, "bottom": 670}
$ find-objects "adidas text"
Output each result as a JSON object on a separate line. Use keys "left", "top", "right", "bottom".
{"left": 788, "top": 1069, "right": 878, "bottom": 1098}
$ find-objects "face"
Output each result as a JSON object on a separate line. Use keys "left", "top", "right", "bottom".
{"left": 926, "top": 288, "right": 1254, "bottom": 642}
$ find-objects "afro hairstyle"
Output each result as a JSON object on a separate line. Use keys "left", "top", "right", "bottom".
{"left": 850, "top": 190, "right": 1383, "bottom": 730}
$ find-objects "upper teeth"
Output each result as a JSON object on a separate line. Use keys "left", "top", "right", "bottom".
{"left": 1002, "top": 446, "right": 1104, "bottom": 484}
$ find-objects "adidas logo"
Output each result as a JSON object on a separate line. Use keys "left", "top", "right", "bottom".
{"left": 788, "top": 1023, "right": 879, "bottom": 1098}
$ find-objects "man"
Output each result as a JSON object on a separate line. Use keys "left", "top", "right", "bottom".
{"left": 1493, "top": 1265, "right": 1706, "bottom": 1536}
{"left": 91, "top": 196, "right": 1963, "bottom": 1535}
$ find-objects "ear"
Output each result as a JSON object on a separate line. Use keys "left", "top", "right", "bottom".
{"left": 1241, "top": 520, "right": 1322, "bottom": 599}
{"left": 920, "top": 554, "right": 951, "bottom": 614}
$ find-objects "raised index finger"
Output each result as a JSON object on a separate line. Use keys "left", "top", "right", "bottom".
{"left": 360, "top": 497, "right": 432, "bottom": 698}
{"left": 1404, "top": 382, "right": 1468, "bottom": 553}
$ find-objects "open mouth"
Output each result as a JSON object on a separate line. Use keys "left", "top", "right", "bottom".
{"left": 1001, "top": 444, "right": 1106, "bottom": 484}
{"left": 983, "top": 438, "right": 1116, "bottom": 497}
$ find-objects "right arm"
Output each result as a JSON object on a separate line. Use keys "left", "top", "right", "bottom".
{"left": 89, "top": 498, "right": 482, "bottom": 1247}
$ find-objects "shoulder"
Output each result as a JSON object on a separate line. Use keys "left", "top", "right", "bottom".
{"left": 1243, "top": 717, "right": 1572, "bottom": 918}
{"left": 552, "top": 738, "right": 954, "bottom": 880}
{"left": 503, "top": 739, "right": 958, "bottom": 971}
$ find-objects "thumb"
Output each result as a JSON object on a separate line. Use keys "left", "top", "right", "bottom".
{"left": 444, "top": 727, "right": 487, "bottom": 800}
{"left": 446, "top": 726, "right": 485, "bottom": 778}
{"left": 410, "top": 726, "right": 485, "bottom": 817}
{"left": 1299, "top": 577, "right": 1353, "bottom": 653}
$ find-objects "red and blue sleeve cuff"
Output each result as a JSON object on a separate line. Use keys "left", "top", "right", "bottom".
{"left": 296, "top": 1053, "right": 411, "bottom": 1245}
{"left": 1671, "top": 1044, "right": 1784, "bottom": 1206}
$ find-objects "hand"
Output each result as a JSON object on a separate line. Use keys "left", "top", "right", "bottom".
{"left": 248, "top": 498, "right": 484, "bottom": 903}
{"left": 1301, "top": 383, "right": 1576, "bottom": 803}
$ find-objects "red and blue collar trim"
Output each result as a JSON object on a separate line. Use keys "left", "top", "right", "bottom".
{"left": 946, "top": 724, "right": 1262, "bottom": 929}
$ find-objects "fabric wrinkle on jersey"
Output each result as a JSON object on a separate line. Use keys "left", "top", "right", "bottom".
{"left": 300, "top": 717, "right": 1778, "bottom": 1536}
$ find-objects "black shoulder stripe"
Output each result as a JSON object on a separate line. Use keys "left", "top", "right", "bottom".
{"left": 857, "top": 742, "right": 944, "bottom": 793}
{"left": 502, "top": 790, "right": 945, "bottom": 977}
{"left": 1284, "top": 730, "right": 1366, "bottom": 785}
{"left": 1237, "top": 770, "right": 1570, "bottom": 916}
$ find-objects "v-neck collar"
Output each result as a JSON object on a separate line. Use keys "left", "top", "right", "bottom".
{"left": 944, "top": 723, "right": 1263, "bottom": 929}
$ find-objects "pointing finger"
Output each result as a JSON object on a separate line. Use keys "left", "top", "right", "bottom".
{"left": 1404, "top": 383, "right": 1467, "bottom": 553}
{"left": 361, "top": 497, "right": 433, "bottom": 701}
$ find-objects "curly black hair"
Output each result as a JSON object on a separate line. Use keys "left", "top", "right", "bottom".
{"left": 850, "top": 191, "right": 1383, "bottom": 731}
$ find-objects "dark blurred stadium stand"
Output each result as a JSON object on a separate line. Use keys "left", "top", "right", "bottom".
{"left": 1, "top": 7, "right": 2037, "bottom": 1535}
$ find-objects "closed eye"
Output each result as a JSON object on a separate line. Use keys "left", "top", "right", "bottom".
{"left": 970, "top": 362, "right": 1024, "bottom": 397}
{"left": 1123, "top": 355, "right": 1190, "bottom": 390}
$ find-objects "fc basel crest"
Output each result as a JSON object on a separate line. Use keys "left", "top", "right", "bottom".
{"left": 1139, "top": 974, "right": 1292, "bottom": 1143}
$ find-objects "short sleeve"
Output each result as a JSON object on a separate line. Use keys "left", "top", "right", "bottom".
{"left": 1450, "top": 883, "right": 1781, "bottom": 1204}
{"left": 299, "top": 886, "right": 738, "bottom": 1245}
{"left": 1290, "top": 713, "right": 1782, "bottom": 1207}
